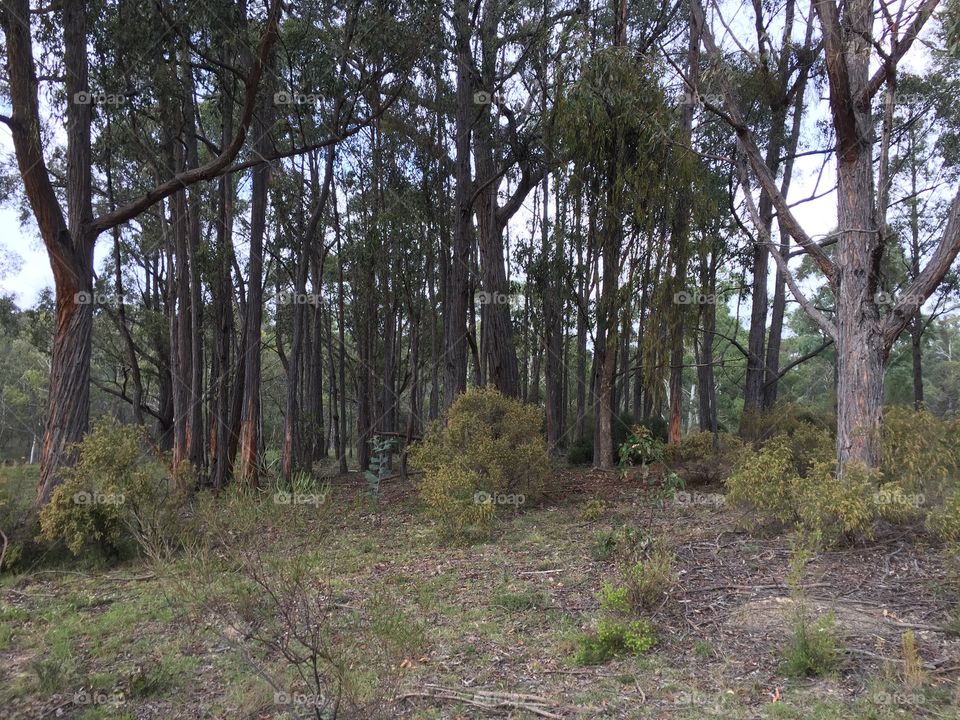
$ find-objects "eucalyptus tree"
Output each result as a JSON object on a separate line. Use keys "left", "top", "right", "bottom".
{"left": 692, "top": 0, "right": 960, "bottom": 471}
{"left": 0, "top": 0, "right": 284, "bottom": 504}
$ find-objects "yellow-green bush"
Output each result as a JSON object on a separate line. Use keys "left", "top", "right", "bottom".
{"left": 725, "top": 427, "right": 873, "bottom": 541}
{"left": 409, "top": 388, "right": 551, "bottom": 539}
{"left": 39, "top": 418, "right": 174, "bottom": 556}
{"left": 881, "top": 407, "right": 960, "bottom": 501}
{"left": 927, "top": 489, "right": 960, "bottom": 542}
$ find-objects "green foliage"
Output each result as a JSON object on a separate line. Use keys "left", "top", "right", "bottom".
{"left": 588, "top": 528, "right": 618, "bottom": 561}
{"left": 38, "top": 418, "right": 175, "bottom": 557}
{"left": 616, "top": 540, "right": 677, "bottom": 612}
{"left": 581, "top": 498, "right": 606, "bottom": 521}
{"left": 598, "top": 583, "right": 631, "bottom": 614}
{"left": 364, "top": 437, "right": 397, "bottom": 500}
{"left": 740, "top": 403, "right": 835, "bottom": 444}
{"left": 783, "top": 611, "right": 841, "bottom": 677}
{"left": 664, "top": 431, "right": 746, "bottom": 485}
{"left": 726, "top": 425, "right": 875, "bottom": 542}
{"left": 927, "top": 489, "right": 960, "bottom": 542}
{"left": 409, "top": 388, "right": 552, "bottom": 540}
{"left": 617, "top": 424, "right": 664, "bottom": 472}
{"left": 880, "top": 407, "right": 960, "bottom": 503}
{"left": 574, "top": 618, "right": 657, "bottom": 665}
{"left": 567, "top": 412, "right": 656, "bottom": 466}
{"left": 782, "top": 537, "right": 842, "bottom": 677}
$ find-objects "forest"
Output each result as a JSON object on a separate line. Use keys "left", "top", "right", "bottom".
{"left": 1, "top": 0, "right": 960, "bottom": 718}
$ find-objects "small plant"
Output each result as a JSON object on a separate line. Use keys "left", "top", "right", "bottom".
{"left": 364, "top": 437, "right": 397, "bottom": 501}
{"left": 588, "top": 529, "right": 618, "bottom": 561}
{"left": 782, "top": 611, "right": 841, "bottom": 677}
{"left": 581, "top": 498, "right": 605, "bottom": 521}
{"left": 781, "top": 534, "right": 841, "bottom": 677}
{"left": 574, "top": 618, "right": 656, "bottom": 665}
{"left": 617, "top": 540, "right": 676, "bottom": 612}
{"left": 617, "top": 424, "right": 664, "bottom": 476}
{"left": 598, "top": 583, "right": 631, "bottom": 614}
{"left": 901, "top": 630, "right": 925, "bottom": 690}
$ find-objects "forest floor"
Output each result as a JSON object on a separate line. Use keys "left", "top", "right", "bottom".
{"left": 1, "top": 466, "right": 958, "bottom": 719}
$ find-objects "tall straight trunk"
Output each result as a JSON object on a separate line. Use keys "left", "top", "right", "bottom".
{"left": 237, "top": 95, "right": 273, "bottom": 486}
{"left": 444, "top": 0, "right": 473, "bottom": 409}
{"left": 696, "top": 248, "right": 719, "bottom": 433}
{"left": 543, "top": 176, "right": 564, "bottom": 448}
{"left": 817, "top": 0, "right": 884, "bottom": 471}
{"left": 331, "top": 190, "right": 349, "bottom": 473}
{"left": 5, "top": 0, "right": 97, "bottom": 505}
{"left": 667, "top": 13, "right": 699, "bottom": 444}
{"left": 282, "top": 148, "right": 334, "bottom": 480}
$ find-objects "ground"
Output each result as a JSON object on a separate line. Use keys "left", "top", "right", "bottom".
{"left": 1, "top": 467, "right": 958, "bottom": 719}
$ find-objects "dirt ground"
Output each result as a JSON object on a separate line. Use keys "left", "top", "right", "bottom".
{"left": 1, "top": 470, "right": 958, "bottom": 719}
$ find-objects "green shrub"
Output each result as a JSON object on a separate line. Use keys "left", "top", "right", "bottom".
{"left": 740, "top": 402, "right": 835, "bottom": 444}
{"left": 409, "top": 388, "right": 552, "bottom": 539}
{"left": 581, "top": 498, "right": 605, "bottom": 521}
{"left": 927, "top": 489, "right": 960, "bottom": 542}
{"left": 617, "top": 424, "right": 664, "bottom": 471}
{"left": 617, "top": 540, "right": 677, "bottom": 612}
{"left": 882, "top": 408, "right": 960, "bottom": 492}
{"left": 38, "top": 418, "right": 175, "bottom": 557}
{"left": 725, "top": 426, "right": 874, "bottom": 542}
{"left": 598, "top": 583, "right": 631, "bottom": 614}
{"left": 783, "top": 611, "right": 841, "bottom": 677}
{"left": 574, "top": 618, "right": 657, "bottom": 665}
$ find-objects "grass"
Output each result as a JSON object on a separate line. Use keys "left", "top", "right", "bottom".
{"left": 1, "top": 464, "right": 959, "bottom": 719}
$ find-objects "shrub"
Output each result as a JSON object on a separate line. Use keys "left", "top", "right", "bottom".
{"left": 740, "top": 402, "right": 834, "bottom": 444}
{"left": 39, "top": 418, "right": 175, "bottom": 557}
{"left": 664, "top": 430, "right": 746, "bottom": 485}
{"left": 783, "top": 611, "right": 841, "bottom": 677}
{"left": 881, "top": 407, "right": 960, "bottom": 500}
{"left": 409, "top": 388, "right": 551, "bottom": 539}
{"left": 617, "top": 540, "right": 677, "bottom": 612}
{"left": 927, "top": 489, "right": 960, "bottom": 542}
{"left": 782, "top": 537, "right": 842, "bottom": 677}
{"left": 574, "top": 618, "right": 657, "bottom": 665}
{"left": 617, "top": 424, "right": 664, "bottom": 471}
{"left": 725, "top": 426, "right": 874, "bottom": 542}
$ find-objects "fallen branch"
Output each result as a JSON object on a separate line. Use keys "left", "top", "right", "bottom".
{"left": 397, "top": 683, "right": 565, "bottom": 718}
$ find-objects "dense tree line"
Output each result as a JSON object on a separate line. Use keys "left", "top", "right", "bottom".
{"left": 1, "top": 0, "right": 959, "bottom": 502}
